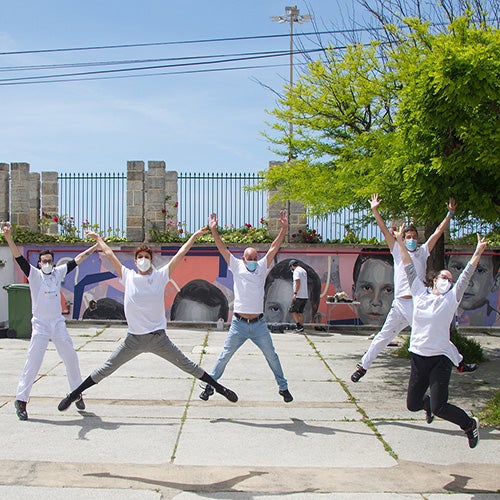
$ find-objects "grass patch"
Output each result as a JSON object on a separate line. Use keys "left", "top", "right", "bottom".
{"left": 478, "top": 390, "right": 500, "bottom": 428}
{"left": 394, "top": 327, "right": 485, "bottom": 364}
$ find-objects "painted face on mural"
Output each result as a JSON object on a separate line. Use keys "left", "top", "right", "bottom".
{"left": 264, "top": 277, "right": 315, "bottom": 324}
{"left": 447, "top": 254, "right": 499, "bottom": 311}
{"left": 172, "top": 298, "right": 220, "bottom": 322}
{"left": 353, "top": 258, "right": 394, "bottom": 326}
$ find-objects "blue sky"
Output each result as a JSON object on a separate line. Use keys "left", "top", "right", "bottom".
{"left": 1, "top": 1, "right": 366, "bottom": 174}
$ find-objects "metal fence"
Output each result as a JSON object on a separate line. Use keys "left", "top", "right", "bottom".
{"left": 177, "top": 172, "right": 268, "bottom": 231}
{"left": 58, "top": 173, "right": 127, "bottom": 239}
{"left": 57, "top": 171, "right": 494, "bottom": 241}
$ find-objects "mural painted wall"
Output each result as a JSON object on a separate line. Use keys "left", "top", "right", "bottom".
{"left": 10, "top": 244, "right": 500, "bottom": 328}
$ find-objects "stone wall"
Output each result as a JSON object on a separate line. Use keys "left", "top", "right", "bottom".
{"left": 2, "top": 161, "right": 305, "bottom": 243}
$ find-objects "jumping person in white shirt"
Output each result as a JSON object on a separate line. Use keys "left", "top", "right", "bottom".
{"left": 395, "top": 224, "right": 487, "bottom": 448}
{"left": 58, "top": 229, "right": 238, "bottom": 412}
{"left": 2, "top": 223, "right": 98, "bottom": 420}
{"left": 351, "top": 194, "right": 475, "bottom": 382}
{"left": 199, "top": 211, "right": 293, "bottom": 403}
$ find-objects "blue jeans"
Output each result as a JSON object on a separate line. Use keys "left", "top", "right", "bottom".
{"left": 210, "top": 316, "right": 288, "bottom": 391}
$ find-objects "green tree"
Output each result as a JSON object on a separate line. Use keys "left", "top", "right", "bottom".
{"left": 261, "top": 11, "right": 499, "bottom": 269}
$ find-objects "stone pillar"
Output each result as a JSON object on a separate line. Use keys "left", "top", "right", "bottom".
{"left": 126, "top": 161, "right": 145, "bottom": 242}
{"left": 165, "top": 170, "right": 178, "bottom": 225}
{"left": 41, "top": 171, "right": 59, "bottom": 235}
{"left": 266, "top": 161, "right": 307, "bottom": 242}
{"left": 0, "top": 163, "right": 9, "bottom": 224}
{"left": 145, "top": 161, "right": 167, "bottom": 240}
{"left": 10, "top": 162, "right": 39, "bottom": 231}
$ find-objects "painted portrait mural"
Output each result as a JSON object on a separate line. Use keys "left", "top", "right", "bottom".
{"left": 13, "top": 245, "right": 499, "bottom": 327}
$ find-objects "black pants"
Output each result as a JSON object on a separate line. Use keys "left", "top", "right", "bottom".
{"left": 407, "top": 353, "right": 472, "bottom": 431}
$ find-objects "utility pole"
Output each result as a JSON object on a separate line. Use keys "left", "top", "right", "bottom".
{"left": 271, "top": 6, "right": 312, "bottom": 160}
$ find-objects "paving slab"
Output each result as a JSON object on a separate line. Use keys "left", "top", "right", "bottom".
{"left": 0, "top": 324, "right": 498, "bottom": 498}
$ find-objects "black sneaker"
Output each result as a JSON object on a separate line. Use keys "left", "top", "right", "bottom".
{"left": 425, "top": 408, "right": 434, "bottom": 424}
{"left": 465, "top": 417, "right": 479, "bottom": 449}
{"left": 216, "top": 386, "right": 238, "bottom": 403}
{"left": 15, "top": 400, "right": 28, "bottom": 421}
{"left": 279, "top": 389, "right": 293, "bottom": 403}
{"left": 351, "top": 364, "right": 367, "bottom": 383}
{"left": 58, "top": 393, "right": 79, "bottom": 412}
{"left": 199, "top": 384, "right": 214, "bottom": 401}
{"left": 457, "top": 361, "right": 478, "bottom": 373}
{"left": 294, "top": 326, "right": 304, "bottom": 333}
{"left": 75, "top": 395, "right": 86, "bottom": 410}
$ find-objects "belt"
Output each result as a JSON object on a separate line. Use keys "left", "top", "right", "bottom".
{"left": 234, "top": 313, "right": 264, "bottom": 323}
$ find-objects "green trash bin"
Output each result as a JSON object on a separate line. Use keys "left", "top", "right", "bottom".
{"left": 3, "top": 284, "right": 32, "bottom": 339}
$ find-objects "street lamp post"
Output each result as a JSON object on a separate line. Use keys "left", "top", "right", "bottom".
{"left": 271, "top": 6, "right": 312, "bottom": 160}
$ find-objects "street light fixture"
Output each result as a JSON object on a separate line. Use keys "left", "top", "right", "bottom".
{"left": 271, "top": 6, "right": 312, "bottom": 160}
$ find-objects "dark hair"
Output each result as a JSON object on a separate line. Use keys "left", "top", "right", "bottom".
{"left": 38, "top": 250, "right": 54, "bottom": 264}
{"left": 134, "top": 245, "right": 153, "bottom": 260}
{"left": 352, "top": 248, "right": 393, "bottom": 284}
{"left": 403, "top": 224, "right": 419, "bottom": 239}
{"left": 170, "top": 279, "right": 229, "bottom": 321}
{"left": 265, "top": 258, "right": 321, "bottom": 315}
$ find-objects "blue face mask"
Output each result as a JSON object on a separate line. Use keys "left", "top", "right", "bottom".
{"left": 405, "top": 239, "right": 417, "bottom": 252}
{"left": 246, "top": 260, "right": 258, "bottom": 272}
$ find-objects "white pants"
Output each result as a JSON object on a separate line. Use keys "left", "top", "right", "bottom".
{"left": 16, "top": 317, "right": 83, "bottom": 402}
{"left": 361, "top": 298, "right": 414, "bottom": 370}
{"left": 361, "top": 297, "right": 463, "bottom": 370}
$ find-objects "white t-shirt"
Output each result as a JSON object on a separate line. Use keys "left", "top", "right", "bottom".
{"left": 293, "top": 266, "right": 308, "bottom": 299}
{"left": 120, "top": 265, "right": 170, "bottom": 334}
{"left": 28, "top": 264, "right": 68, "bottom": 321}
{"left": 407, "top": 261, "right": 475, "bottom": 362}
{"left": 392, "top": 242, "right": 430, "bottom": 298}
{"left": 229, "top": 254, "right": 268, "bottom": 314}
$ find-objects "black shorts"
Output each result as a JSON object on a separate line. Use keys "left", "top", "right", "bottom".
{"left": 289, "top": 298, "right": 307, "bottom": 313}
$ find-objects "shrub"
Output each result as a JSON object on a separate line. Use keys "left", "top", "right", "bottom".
{"left": 395, "top": 326, "right": 485, "bottom": 364}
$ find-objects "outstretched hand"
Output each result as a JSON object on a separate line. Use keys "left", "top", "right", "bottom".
{"left": 393, "top": 222, "right": 406, "bottom": 242}
{"left": 370, "top": 193, "right": 381, "bottom": 211}
{"left": 476, "top": 233, "right": 488, "bottom": 254}
{"left": 446, "top": 197, "right": 457, "bottom": 215}
{"left": 279, "top": 209, "right": 288, "bottom": 228}
{"left": 1, "top": 222, "right": 11, "bottom": 238}
{"left": 208, "top": 213, "right": 218, "bottom": 232}
{"left": 192, "top": 227, "right": 208, "bottom": 238}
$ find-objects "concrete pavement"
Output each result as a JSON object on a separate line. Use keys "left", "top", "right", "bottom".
{"left": 0, "top": 323, "right": 499, "bottom": 499}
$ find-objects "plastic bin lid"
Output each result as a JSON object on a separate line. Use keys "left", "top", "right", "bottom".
{"left": 3, "top": 283, "right": 30, "bottom": 290}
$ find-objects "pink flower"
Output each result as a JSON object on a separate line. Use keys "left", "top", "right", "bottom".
{"left": 53, "top": 216, "right": 59, "bottom": 223}
{"left": 292, "top": 233, "right": 297, "bottom": 238}
{"left": 173, "top": 202, "right": 178, "bottom": 208}
{"left": 162, "top": 209, "right": 167, "bottom": 214}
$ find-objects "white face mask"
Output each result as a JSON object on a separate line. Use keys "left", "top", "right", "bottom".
{"left": 41, "top": 262, "right": 53, "bottom": 274}
{"left": 136, "top": 257, "right": 151, "bottom": 273}
{"left": 436, "top": 278, "right": 451, "bottom": 294}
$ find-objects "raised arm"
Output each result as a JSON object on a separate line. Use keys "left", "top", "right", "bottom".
{"left": 209, "top": 213, "right": 231, "bottom": 265}
{"left": 370, "top": 194, "right": 396, "bottom": 250}
{"left": 85, "top": 231, "right": 123, "bottom": 278}
{"left": 469, "top": 233, "right": 488, "bottom": 268}
{"left": 1, "top": 223, "right": 21, "bottom": 258}
{"left": 426, "top": 197, "right": 456, "bottom": 252}
{"left": 266, "top": 209, "right": 288, "bottom": 267}
{"left": 74, "top": 242, "right": 99, "bottom": 266}
{"left": 168, "top": 227, "right": 208, "bottom": 274}
{"left": 394, "top": 223, "right": 412, "bottom": 266}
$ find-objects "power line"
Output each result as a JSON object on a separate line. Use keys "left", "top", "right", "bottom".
{"left": 0, "top": 47, "right": 326, "bottom": 85}
{"left": 0, "top": 28, "right": 372, "bottom": 57}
